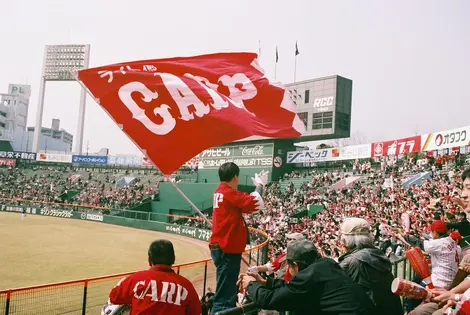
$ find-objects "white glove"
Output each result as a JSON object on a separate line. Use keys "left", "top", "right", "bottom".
{"left": 251, "top": 170, "right": 269, "bottom": 187}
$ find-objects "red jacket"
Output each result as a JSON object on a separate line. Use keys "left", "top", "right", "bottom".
{"left": 210, "top": 182, "right": 259, "bottom": 254}
{"left": 109, "top": 265, "right": 201, "bottom": 315}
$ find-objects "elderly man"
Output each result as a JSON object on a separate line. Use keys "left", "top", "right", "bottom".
{"left": 338, "top": 217, "right": 403, "bottom": 315}
{"left": 238, "top": 240, "right": 375, "bottom": 315}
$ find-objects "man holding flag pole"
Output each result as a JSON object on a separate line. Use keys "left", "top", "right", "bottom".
{"left": 75, "top": 51, "right": 305, "bottom": 313}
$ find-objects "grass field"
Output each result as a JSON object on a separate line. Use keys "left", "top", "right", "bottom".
{"left": 0, "top": 212, "right": 216, "bottom": 314}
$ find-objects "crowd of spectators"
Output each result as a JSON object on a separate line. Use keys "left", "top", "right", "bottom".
{"left": 249, "top": 152, "right": 469, "bottom": 262}
{"left": 0, "top": 166, "right": 161, "bottom": 209}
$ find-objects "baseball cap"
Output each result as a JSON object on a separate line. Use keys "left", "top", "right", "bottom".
{"left": 450, "top": 231, "right": 462, "bottom": 243}
{"left": 431, "top": 220, "right": 447, "bottom": 233}
{"left": 286, "top": 232, "right": 305, "bottom": 241}
{"left": 340, "top": 217, "right": 370, "bottom": 236}
{"left": 286, "top": 240, "right": 320, "bottom": 265}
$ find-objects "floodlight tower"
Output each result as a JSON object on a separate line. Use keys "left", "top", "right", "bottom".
{"left": 32, "top": 44, "right": 90, "bottom": 154}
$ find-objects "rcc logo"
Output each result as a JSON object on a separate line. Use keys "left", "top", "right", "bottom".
{"left": 313, "top": 96, "right": 334, "bottom": 108}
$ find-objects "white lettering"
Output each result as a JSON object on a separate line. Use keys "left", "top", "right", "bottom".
{"left": 174, "top": 284, "right": 188, "bottom": 306}
{"left": 133, "top": 281, "right": 146, "bottom": 299}
{"left": 143, "top": 280, "right": 158, "bottom": 301}
{"left": 241, "top": 145, "right": 264, "bottom": 156}
{"left": 158, "top": 73, "right": 210, "bottom": 121}
{"left": 218, "top": 73, "right": 257, "bottom": 113}
{"left": 160, "top": 281, "right": 176, "bottom": 304}
{"left": 184, "top": 74, "right": 229, "bottom": 110}
{"left": 313, "top": 96, "right": 334, "bottom": 108}
{"left": 213, "top": 193, "right": 224, "bottom": 209}
{"left": 118, "top": 82, "right": 176, "bottom": 135}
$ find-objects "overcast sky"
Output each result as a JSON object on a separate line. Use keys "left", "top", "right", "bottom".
{"left": 0, "top": 0, "right": 469, "bottom": 155}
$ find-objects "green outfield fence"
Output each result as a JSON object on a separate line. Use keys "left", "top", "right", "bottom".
{"left": 0, "top": 205, "right": 270, "bottom": 315}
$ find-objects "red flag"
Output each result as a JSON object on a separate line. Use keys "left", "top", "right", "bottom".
{"left": 77, "top": 53, "right": 304, "bottom": 174}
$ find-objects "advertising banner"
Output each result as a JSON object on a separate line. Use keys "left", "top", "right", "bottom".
{"left": 197, "top": 143, "right": 274, "bottom": 169}
{"left": 0, "top": 158, "right": 16, "bottom": 167}
{"left": 37, "top": 153, "right": 73, "bottom": 163}
{"left": 40, "top": 208, "right": 74, "bottom": 218}
{"left": 72, "top": 155, "right": 108, "bottom": 165}
{"left": 371, "top": 136, "right": 421, "bottom": 157}
{"left": 421, "top": 126, "right": 470, "bottom": 151}
{"left": 286, "top": 148, "right": 333, "bottom": 164}
{"left": 142, "top": 157, "right": 154, "bottom": 166}
{"left": 337, "top": 144, "right": 371, "bottom": 160}
{"left": 0, "top": 151, "right": 36, "bottom": 160}
{"left": 164, "top": 224, "right": 212, "bottom": 242}
{"left": 107, "top": 155, "right": 143, "bottom": 166}
{"left": 80, "top": 212, "right": 104, "bottom": 222}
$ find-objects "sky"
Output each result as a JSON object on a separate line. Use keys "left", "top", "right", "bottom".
{"left": 0, "top": 0, "right": 469, "bottom": 155}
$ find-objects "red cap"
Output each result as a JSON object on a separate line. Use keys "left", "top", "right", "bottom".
{"left": 431, "top": 220, "right": 447, "bottom": 233}
{"left": 450, "top": 231, "right": 462, "bottom": 243}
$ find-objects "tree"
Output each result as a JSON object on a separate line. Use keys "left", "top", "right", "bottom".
{"left": 328, "top": 131, "right": 369, "bottom": 148}
{"left": 316, "top": 143, "right": 333, "bottom": 149}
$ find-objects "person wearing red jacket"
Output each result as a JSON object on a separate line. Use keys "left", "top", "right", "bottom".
{"left": 108, "top": 239, "right": 201, "bottom": 315}
{"left": 209, "top": 162, "right": 267, "bottom": 315}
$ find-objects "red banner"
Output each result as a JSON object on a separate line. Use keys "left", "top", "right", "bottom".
{"left": 371, "top": 136, "right": 421, "bottom": 157}
{"left": 78, "top": 53, "right": 304, "bottom": 174}
{"left": 0, "top": 158, "right": 16, "bottom": 167}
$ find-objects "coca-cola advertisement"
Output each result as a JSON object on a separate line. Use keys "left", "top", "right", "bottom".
{"left": 371, "top": 136, "right": 421, "bottom": 157}
{"left": 196, "top": 143, "right": 274, "bottom": 169}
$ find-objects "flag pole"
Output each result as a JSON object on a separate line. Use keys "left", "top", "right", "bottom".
{"left": 73, "top": 70, "right": 252, "bottom": 266}
{"left": 275, "top": 46, "right": 278, "bottom": 80}
{"left": 258, "top": 40, "right": 261, "bottom": 58}
{"left": 275, "top": 62, "right": 277, "bottom": 81}
{"left": 294, "top": 56, "right": 297, "bottom": 83}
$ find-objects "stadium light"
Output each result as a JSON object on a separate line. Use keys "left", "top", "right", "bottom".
{"left": 32, "top": 44, "right": 90, "bottom": 154}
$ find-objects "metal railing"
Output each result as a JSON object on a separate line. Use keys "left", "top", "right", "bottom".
{"left": 216, "top": 256, "right": 413, "bottom": 315}
{"left": 0, "top": 225, "right": 269, "bottom": 315}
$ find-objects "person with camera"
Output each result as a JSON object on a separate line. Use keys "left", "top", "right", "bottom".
{"left": 238, "top": 240, "right": 375, "bottom": 315}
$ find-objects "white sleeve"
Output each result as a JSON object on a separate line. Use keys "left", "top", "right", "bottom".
{"left": 424, "top": 239, "right": 439, "bottom": 254}
{"left": 249, "top": 191, "right": 265, "bottom": 210}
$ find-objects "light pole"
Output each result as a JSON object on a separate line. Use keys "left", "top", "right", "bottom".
{"left": 32, "top": 44, "right": 90, "bottom": 154}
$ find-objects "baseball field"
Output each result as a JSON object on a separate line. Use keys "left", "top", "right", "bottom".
{"left": 0, "top": 212, "right": 216, "bottom": 314}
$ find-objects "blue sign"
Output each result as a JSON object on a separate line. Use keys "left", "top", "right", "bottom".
{"left": 72, "top": 155, "right": 108, "bottom": 165}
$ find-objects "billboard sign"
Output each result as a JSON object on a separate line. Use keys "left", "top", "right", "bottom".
{"left": 8, "top": 84, "right": 31, "bottom": 98}
{"left": 286, "top": 149, "right": 333, "bottom": 164}
{"left": 0, "top": 158, "right": 16, "bottom": 167}
{"left": 421, "top": 126, "right": 470, "bottom": 151}
{"left": 108, "top": 155, "right": 143, "bottom": 166}
{"left": 197, "top": 143, "right": 274, "bottom": 169}
{"left": 337, "top": 144, "right": 371, "bottom": 160}
{"left": 371, "top": 136, "right": 421, "bottom": 157}
{"left": 37, "top": 153, "right": 73, "bottom": 163}
{"left": 72, "top": 155, "right": 108, "bottom": 165}
{"left": 0, "top": 151, "right": 36, "bottom": 160}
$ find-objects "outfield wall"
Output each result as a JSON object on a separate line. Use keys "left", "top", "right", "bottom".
{"left": 0, "top": 203, "right": 212, "bottom": 242}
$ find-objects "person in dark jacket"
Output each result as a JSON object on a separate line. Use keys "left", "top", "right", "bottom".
{"left": 238, "top": 240, "right": 375, "bottom": 315}
{"left": 338, "top": 218, "right": 403, "bottom": 315}
{"left": 446, "top": 212, "right": 470, "bottom": 237}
